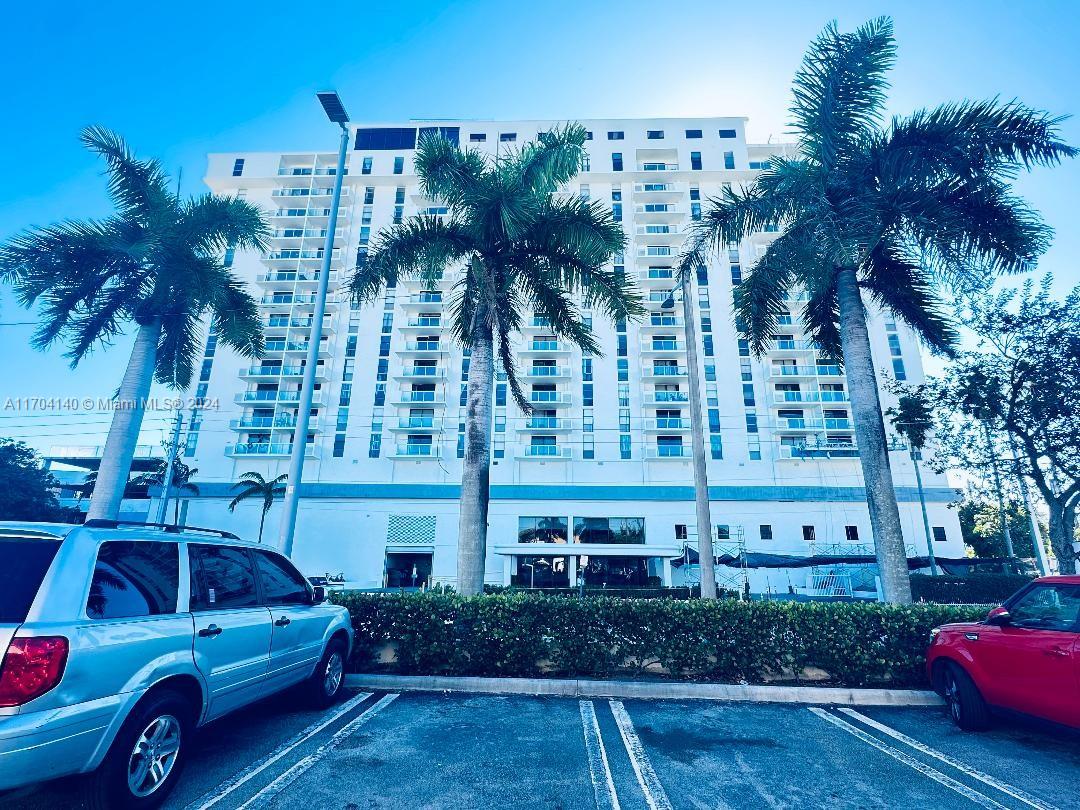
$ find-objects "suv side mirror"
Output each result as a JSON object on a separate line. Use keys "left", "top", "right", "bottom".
{"left": 986, "top": 606, "right": 1011, "bottom": 626}
{"left": 311, "top": 585, "right": 327, "bottom": 604}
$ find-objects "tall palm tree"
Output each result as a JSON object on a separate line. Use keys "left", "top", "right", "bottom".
{"left": 0, "top": 127, "right": 268, "bottom": 522}
{"left": 350, "top": 124, "right": 639, "bottom": 595}
{"left": 679, "top": 18, "right": 1074, "bottom": 603}
{"left": 132, "top": 457, "right": 200, "bottom": 526}
{"left": 228, "top": 471, "right": 288, "bottom": 542}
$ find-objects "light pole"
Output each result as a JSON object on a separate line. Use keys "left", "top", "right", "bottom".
{"left": 154, "top": 410, "right": 184, "bottom": 525}
{"left": 908, "top": 447, "right": 938, "bottom": 576}
{"left": 278, "top": 91, "right": 350, "bottom": 557}
{"left": 662, "top": 269, "right": 718, "bottom": 599}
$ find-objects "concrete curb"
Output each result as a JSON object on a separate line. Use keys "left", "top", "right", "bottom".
{"left": 344, "top": 674, "right": 943, "bottom": 706}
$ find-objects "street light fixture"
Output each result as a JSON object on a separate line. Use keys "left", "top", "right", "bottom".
{"left": 278, "top": 91, "right": 351, "bottom": 557}
{"left": 662, "top": 271, "right": 718, "bottom": 599}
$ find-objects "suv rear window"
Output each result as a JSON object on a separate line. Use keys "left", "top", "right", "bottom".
{"left": 0, "top": 538, "right": 62, "bottom": 623}
{"left": 87, "top": 541, "right": 180, "bottom": 619}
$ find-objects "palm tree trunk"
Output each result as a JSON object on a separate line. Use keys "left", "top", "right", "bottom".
{"left": 87, "top": 321, "right": 161, "bottom": 522}
{"left": 1047, "top": 499, "right": 1077, "bottom": 574}
{"left": 457, "top": 306, "right": 494, "bottom": 596}
{"left": 680, "top": 271, "right": 718, "bottom": 599}
{"left": 258, "top": 507, "right": 267, "bottom": 543}
{"left": 835, "top": 267, "right": 911, "bottom": 604}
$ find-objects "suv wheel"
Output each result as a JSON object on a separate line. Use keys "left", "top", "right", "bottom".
{"left": 941, "top": 661, "right": 991, "bottom": 731}
{"left": 85, "top": 689, "right": 193, "bottom": 809}
{"left": 304, "top": 638, "right": 346, "bottom": 708}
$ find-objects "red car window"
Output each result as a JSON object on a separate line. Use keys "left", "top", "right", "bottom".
{"left": 1008, "top": 584, "right": 1080, "bottom": 632}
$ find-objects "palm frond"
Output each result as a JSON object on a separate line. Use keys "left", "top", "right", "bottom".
{"left": 413, "top": 133, "right": 487, "bottom": 208}
{"left": 155, "top": 312, "right": 202, "bottom": 389}
{"left": 208, "top": 273, "right": 264, "bottom": 358}
{"left": 734, "top": 234, "right": 800, "bottom": 355}
{"left": 513, "top": 122, "right": 589, "bottom": 195}
{"left": 789, "top": 17, "right": 896, "bottom": 166}
{"left": 80, "top": 126, "right": 176, "bottom": 223}
{"left": 179, "top": 194, "right": 271, "bottom": 255}
{"left": 801, "top": 277, "right": 844, "bottom": 361}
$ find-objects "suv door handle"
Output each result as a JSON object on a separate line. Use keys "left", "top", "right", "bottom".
{"left": 1045, "top": 647, "right": 1070, "bottom": 658}
{"left": 274, "top": 616, "right": 291, "bottom": 627}
{"left": 198, "top": 624, "right": 222, "bottom": 638}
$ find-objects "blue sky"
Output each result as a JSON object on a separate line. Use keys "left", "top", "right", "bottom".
{"left": 1, "top": 0, "right": 1078, "bottom": 453}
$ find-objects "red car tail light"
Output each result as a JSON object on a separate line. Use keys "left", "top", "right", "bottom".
{"left": 0, "top": 636, "right": 69, "bottom": 707}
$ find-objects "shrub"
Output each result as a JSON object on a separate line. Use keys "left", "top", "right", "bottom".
{"left": 910, "top": 574, "right": 1034, "bottom": 605}
{"left": 332, "top": 592, "right": 988, "bottom": 687}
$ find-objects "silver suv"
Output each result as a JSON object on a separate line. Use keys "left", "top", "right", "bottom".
{"left": 0, "top": 520, "right": 353, "bottom": 808}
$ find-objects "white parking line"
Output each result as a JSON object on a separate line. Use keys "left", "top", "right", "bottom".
{"left": 580, "top": 701, "right": 621, "bottom": 810}
{"left": 237, "top": 693, "right": 399, "bottom": 810}
{"left": 809, "top": 708, "right": 1008, "bottom": 809}
{"left": 185, "top": 691, "right": 373, "bottom": 810}
{"left": 838, "top": 708, "right": 1059, "bottom": 810}
{"left": 608, "top": 700, "right": 673, "bottom": 810}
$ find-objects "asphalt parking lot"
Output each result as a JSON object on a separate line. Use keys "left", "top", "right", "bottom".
{"left": 4, "top": 689, "right": 1078, "bottom": 809}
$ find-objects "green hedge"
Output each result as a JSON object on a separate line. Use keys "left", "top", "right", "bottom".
{"left": 333, "top": 592, "right": 988, "bottom": 688}
{"left": 910, "top": 574, "right": 1034, "bottom": 605}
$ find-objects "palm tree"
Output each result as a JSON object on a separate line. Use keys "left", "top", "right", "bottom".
{"left": 886, "top": 388, "right": 937, "bottom": 575}
{"left": 679, "top": 17, "right": 1074, "bottom": 603}
{"left": 350, "top": 124, "right": 639, "bottom": 595}
{"left": 228, "top": 471, "right": 288, "bottom": 542}
{"left": 131, "top": 457, "right": 200, "bottom": 526}
{"left": 0, "top": 127, "right": 268, "bottom": 522}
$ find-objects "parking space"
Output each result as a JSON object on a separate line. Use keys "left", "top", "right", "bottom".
{"left": 4, "top": 690, "right": 1077, "bottom": 810}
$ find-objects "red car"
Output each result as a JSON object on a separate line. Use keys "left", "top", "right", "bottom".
{"left": 927, "top": 575, "right": 1080, "bottom": 731}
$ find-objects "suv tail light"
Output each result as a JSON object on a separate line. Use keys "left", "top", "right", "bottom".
{"left": 0, "top": 636, "right": 69, "bottom": 707}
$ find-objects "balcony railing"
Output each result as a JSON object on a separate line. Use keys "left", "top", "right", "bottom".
{"left": 394, "top": 417, "right": 443, "bottom": 430}
{"left": 258, "top": 271, "right": 338, "bottom": 284}
{"left": 772, "top": 391, "right": 850, "bottom": 404}
{"left": 779, "top": 443, "right": 859, "bottom": 460}
{"left": 229, "top": 416, "right": 310, "bottom": 430}
{"left": 519, "top": 445, "right": 572, "bottom": 459}
{"left": 520, "top": 417, "right": 574, "bottom": 430}
{"left": 644, "top": 418, "right": 690, "bottom": 430}
{"left": 524, "top": 367, "right": 571, "bottom": 378}
{"left": 646, "top": 446, "right": 691, "bottom": 459}
{"left": 646, "top": 365, "right": 688, "bottom": 377}
{"left": 769, "top": 364, "right": 843, "bottom": 378}
{"left": 529, "top": 392, "right": 572, "bottom": 405}
{"left": 225, "top": 442, "right": 318, "bottom": 457}
{"left": 647, "top": 391, "right": 690, "bottom": 403}
{"left": 240, "top": 365, "right": 306, "bottom": 378}
{"left": 393, "top": 444, "right": 439, "bottom": 458}
{"left": 641, "top": 339, "right": 685, "bottom": 353}
{"left": 395, "top": 391, "right": 446, "bottom": 404}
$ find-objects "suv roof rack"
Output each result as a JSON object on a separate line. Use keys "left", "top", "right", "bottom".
{"left": 82, "top": 519, "right": 241, "bottom": 541}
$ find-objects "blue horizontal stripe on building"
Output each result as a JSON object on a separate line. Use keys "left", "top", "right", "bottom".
{"left": 176, "top": 483, "right": 959, "bottom": 503}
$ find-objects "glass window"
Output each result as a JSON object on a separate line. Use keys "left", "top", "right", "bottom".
{"left": 470, "top": 133, "right": 486, "bottom": 142}
{"left": 607, "top": 131, "right": 624, "bottom": 140}
{"left": 361, "top": 156, "right": 372, "bottom": 175}
{"left": 718, "top": 129, "right": 737, "bottom": 138}
{"left": 87, "top": 541, "right": 179, "bottom": 620}
{"left": 932, "top": 526, "right": 947, "bottom": 543}
{"left": 759, "top": 524, "right": 773, "bottom": 540}
{"left": 685, "top": 129, "right": 702, "bottom": 139}
{"left": 189, "top": 545, "right": 259, "bottom": 611}
{"left": 393, "top": 156, "right": 405, "bottom": 174}
{"left": 574, "top": 517, "right": 645, "bottom": 544}
{"left": 253, "top": 550, "right": 311, "bottom": 605}
{"left": 0, "top": 538, "right": 62, "bottom": 623}
{"left": 1008, "top": 584, "right": 1080, "bottom": 631}
{"left": 845, "top": 525, "right": 860, "bottom": 541}
{"left": 723, "top": 151, "right": 735, "bottom": 170}
{"left": 646, "top": 130, "right": 664, "bottom": 140}
{"left": 231, "top": 158, "right": 245, "bottom": 177}
{"left": 500, "top": 132, "right": 517, "bottom": 142}
{"left": 612, "top": 152, "right": 623, "bottom": 172}
{"left": 690, "top": 151, "right": 702, "bottom": 170}
{"left": 518, "top": 517, "right": 568, "bottom": 544}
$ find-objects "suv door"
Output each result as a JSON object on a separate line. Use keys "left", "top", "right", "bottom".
{"left": 188, "top": 544, "right": 272, "bottom": 720}
{"left": 970, "top": 582, "right": 1080, "bottom": 726}
{"left": 252, "top": 549, "right": 326, "bottom": 694}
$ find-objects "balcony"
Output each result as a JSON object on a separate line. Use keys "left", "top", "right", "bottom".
{"left": 642, "top": 418, "right": 690, "bottom": 432}
{"left": 523, "top": 366, "right": 571, "bottom": 379}
{"left": 521, "top": 317, "right": 556, "bottom": 331}
{"left": 225, "top": 442, "right": 318, "bottom": 459}
{"left": 256, "top": 270, "right": 339, "bottom": 285}
{"left": 393, "top": 391, "right": 447, "bottom": 406}
{"left": 517, "top": 445, "right": 572, "bottom": 460}
{"left": 402, "top": 293, "right": 446, "bottom": 307}
{"left": 528, "top": 391, "right": 572, "bottom": 407}
{"left": 271, "top": 187, "right": 347, "bottom": 199}
{"left": 645, "top": 446, "right": 691, "bottom": 459}
{"left": 269, "top": 208, "right": 335, "bottom": 220}
{"left": 633, "top": 203, "right": 685, "bottom": 218}
{"left": 402, "top": 317, "right": 445, "bottom": 329}
{"left": 645, "top": 391, "right": 690, "bottom": 406}
{"left": 635, "top": 224, "right": 685, "bottom": 240}
{"left": 640, "top": 338, "right": 686, "bottom": 354}
{"left": 632, "top": 181, "right": 685, "bottom": 196}
{"left": 388, "top": 417, "right": 444, "bottom": 432}
{"left": 234, "top": 390, "right": 323, "bottom": 406}
{"left": 520, "top": 340, "right": 571, "bottom": 354}
{"left": 516, "top": 417, "right": 575, "bottom": 432}
{"left": 636, "top": 268, "right": 677, "bottom": 285}
{"left": 239, "top": 364, "right": 326, "bottom": 381}
{"left": 229, "top": 416, "right": 320, "bottom": 432}
{"left": 392, "top": 444, "right": 442, "bottom": 459}
{"left": 775, "top": 417, "right": 855, "bottom": 432}
{"left": 264, "top": 249, "right": 341, "bottom": 263}
{"left": 771, "top": 391, "right": 850, "bottom": 405}
{"left": 639, "top": 163, "right": 679, "bottom": 172}
{"left": 636, "top": 246, "right": 675, "bottom": 259}
{"left": 276, "top": 166, "right": 344, "bottom": 177}
{"left": 779, "top": 442, "right": 859, "bottom": 460}
{"left": 394, "top": 365, "right": 448, "bottom": 380}
{"left": 642, "top": 364, "right": 688, "bottom": 380}
{"left": 767, "top": 339, "right": 817, "bottom": 353}
{"left": 267, "top": 341, "right": 332, "bottom": 358}
{"left": 767, "top": 364, "right": 843, "bottom": 380}
{"left": 270, "top": 228, "right": 341, "bottom": 240}
{"left": 397, "top": 340, "right": 444, "bottom": 355}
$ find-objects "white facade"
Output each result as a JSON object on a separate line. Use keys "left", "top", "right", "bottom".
{"left": 177, "top": 117, "right": 962, "bottom": 595}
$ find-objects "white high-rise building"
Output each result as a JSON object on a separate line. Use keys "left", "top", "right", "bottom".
{"left": 178, "top": 117, "right": 961, "bottom": 595}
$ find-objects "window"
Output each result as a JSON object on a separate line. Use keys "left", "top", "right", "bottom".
{"left": 500, "top": 132, "right": 517, "bottom": 142}
{"left": 759, "top": 525, "right": 773, "bottom": 541}
{"left": 685, "top": 129, "right": 702, "bottom": 139}
{"left": 723, "top": 151, "right": 735, "bottom": 169}
{"left": 393, "top": 156, "right": 405, "bottom": 175}
{"left": 253, "top": 550, "right": 311, "bottom": 605}
{"left": 1007, "top": 584, "right": 1080, "bottom": 631}
{"left": 612, "top": 152, "right": 623, "bottom": 171}
{"left": 574, "top": 517, "right": 645, "bottom": 544}
{"left": 675, "top": 524, "right": 688, "bottom": 540}
{"left": 189, "top": 545, "right": 258, "bottom": 611}
{"left": 646, "top": 130, "right": 664, "bottom": 140}
{"left": 361, "top": 156, "right": 372, "bottom": 175}
{"left": 710, "top": 435, "right": 723, "bottom": 459}
{"left": 518, "top": 517, "right": 568, "bottom": 544}
{"left": 845, "top": 525, "right": 860, "bottom": 542}
{"left": 86, "top": 541, "right": 179, "bottom": 619}
{"left": 892, "top": 358, "right": 907, "bottom": 380}
{"left": 620, "top": 434, "right": 631, "bottom": 459}
{"left": 231, "top": 158, "right": 245, "bottom": 177}
{"left": 354, "top": 127, "right": 418, "bottom": 150}
{"left": 607, "top": 131, "right": 624, "bottom": 140}
{"left": 690, "top": 151, "right": 702, "bottom": 170}
{"left": 802, "top": 526, "right": 816, "bottom": 542}
{"left": 932, "top": 526, "right": 947, "bottom": 543}
{"left": 469, "top": 133, "right": 487, "bottom": 142}
{"left": 718, "top": 129, "right": 737, "bottom": 138}
{"left": 223, "top": 248, "right": 235, "bottom": 268}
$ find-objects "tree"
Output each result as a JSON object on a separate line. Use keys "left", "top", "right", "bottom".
{"left": 228, "top": 472, "right": 288, "bottom": 542}
{"left": 131, "top": 456, "right": 199, "bottom": 526}
{"left": 929, "top": 277, "right": 1080, "bottom": 572}
{"left": 679, "top": 17, "right": 1074, "bottom": 602}
{"left": 349, "top": 125, "right": 637, "bottom": 595}
{"left": 0, "top": 127, "right": 267, "bottom": 522}
{"left": 958, "top": 496, "right": 1041, "bottom": 560}
{"left": 886, "top": 387, "right": 938, "bottom": 574}
{"left": 0, "top": 439, "right": 76, "bottom": 522}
